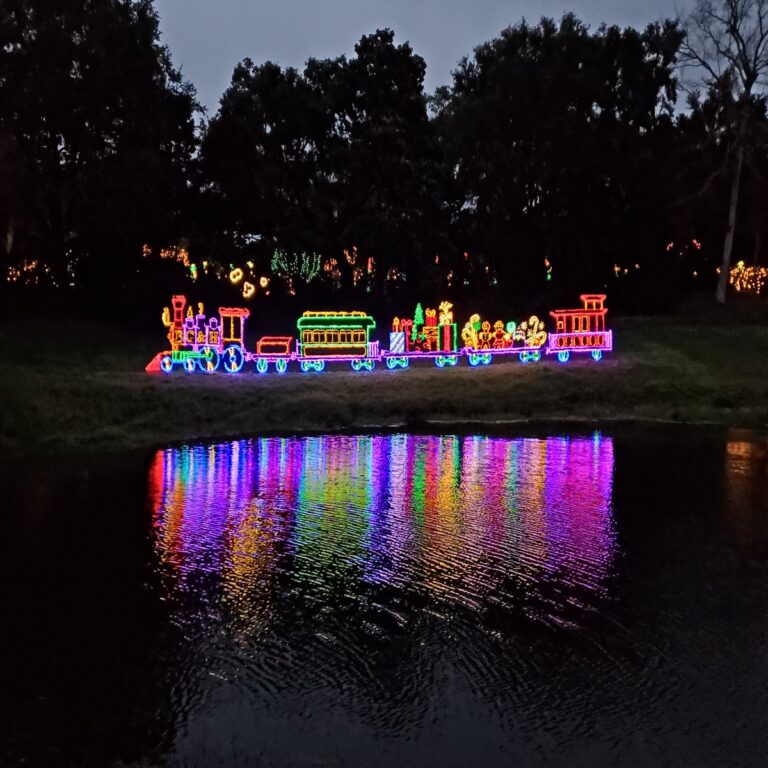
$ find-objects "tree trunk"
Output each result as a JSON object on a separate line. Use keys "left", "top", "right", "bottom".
{"left": 4, "top": 222, "right": 13, "bottom": 255}
{"left": 715, "top": 142, "right": 745, "bottom": 305}
{"left": 752, "top": 228, "right": 761, "bottom": 266}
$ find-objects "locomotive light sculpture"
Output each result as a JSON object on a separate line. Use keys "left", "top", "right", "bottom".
{"left": 145, "top": 295, "right": 250, "bottom": 374}
{"left": 145, "top": 294, "right": 612, "bottom": 374}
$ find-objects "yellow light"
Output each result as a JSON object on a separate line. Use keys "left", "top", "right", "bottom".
{"left": 729, "top": 260, "right": 768, "bottom": 295}
{"left": 230, "top": 268, "right": 244, "bottom": 284}
{"left": 242, "top": 281, "right": 255, "bottom": 299}
{"left": 259, "top": 276, "right": 269, "bottom": 288}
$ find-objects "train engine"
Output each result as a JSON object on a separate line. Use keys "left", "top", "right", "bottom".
{"left": 145, "top": 295, "right": 250, "bottom": 374}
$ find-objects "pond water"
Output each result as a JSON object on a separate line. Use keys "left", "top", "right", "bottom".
{"left": 1, "top": 429, "right": 766, "bottom": 767}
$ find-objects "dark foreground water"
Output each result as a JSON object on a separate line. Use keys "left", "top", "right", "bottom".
{"left": 1, "top": 429, "right": 767, "bottom": 768}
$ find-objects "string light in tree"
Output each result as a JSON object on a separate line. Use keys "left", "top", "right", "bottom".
{"left": 271, "top": 249, "right": 322, "bottom": 284}
{"left": 730, "top": 260, "right": 768, "bottom": 295}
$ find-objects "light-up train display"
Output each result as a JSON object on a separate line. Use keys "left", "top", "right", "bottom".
{"left": 145, "top": 294, "right": 613, "bottom": 374}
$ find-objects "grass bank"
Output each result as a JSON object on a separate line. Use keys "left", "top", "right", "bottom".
{"left": 1, "top": 304, "right": 767, "bottom": 455}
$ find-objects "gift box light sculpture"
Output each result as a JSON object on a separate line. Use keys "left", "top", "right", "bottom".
{"left": 385, "top": 301, "right": 458, "bottom": 368}
{"left": 146, "top": 295, "right": 612, "bottom": 374}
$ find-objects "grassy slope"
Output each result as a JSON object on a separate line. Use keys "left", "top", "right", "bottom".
{"left": 1, "top": 308, "right": 767, "bottom": 455}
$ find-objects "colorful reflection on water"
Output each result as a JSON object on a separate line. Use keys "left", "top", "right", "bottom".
{"left": 5, "top": 429, "right": 768, "bottom": 767}
{"left": 149, "top": 433, "right": 616, "bottom": 635}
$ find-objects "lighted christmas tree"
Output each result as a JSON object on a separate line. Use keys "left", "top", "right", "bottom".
{"left": 412, "top": 303, "right": 424, "bottom": 341}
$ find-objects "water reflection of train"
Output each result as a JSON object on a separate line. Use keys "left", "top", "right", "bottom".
{"left": 149, "top": 434, "right": 617, "bottom": 621}
{"left": 146, "top": 294, "right": 612, "bottom": 374}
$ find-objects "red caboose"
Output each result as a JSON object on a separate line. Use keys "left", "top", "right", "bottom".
{"left": 546, "top": 294, "right": 612, "bottom": 363}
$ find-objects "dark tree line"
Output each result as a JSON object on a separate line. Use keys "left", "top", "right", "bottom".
{"left": 1, "top": 0, "right": 767, "bottom": 307}
{"left": 0, "top": 0, "right": 197, "bottom": 295}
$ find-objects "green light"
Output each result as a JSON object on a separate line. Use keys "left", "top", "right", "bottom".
{"left": 271, "top": 249, "right": 322, "bottom": 284}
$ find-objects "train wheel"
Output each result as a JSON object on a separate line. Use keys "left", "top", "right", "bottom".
{"left": 591, "top": 350, "right": 603, "bottom": 362}
{"left": 275, "top": 359, "right": 288, "bottom": 374}
{"left": 435, "top": 356, "right": 446, "bottom": 368}
{"left": 364, "top": 359, "right": 375, "bottom": 371}
{"left": 300, "top": 361, "right": 311, "bottom": 373}
{"left": 315, "top": 361, "right": 326, "bottom": 373}
{"left": 352, "top": 359, "right": 363, "bottom": 372}
{"left": 160, "top": 355, "right": 173, "bottom": 374}
{"left": 482, "top": 353, "right": 492, "bottom": 365}
{"left": 519, "top": 352, "right": 529, "bottom": 364}
{"left": 256, "top": 358, "right": 268, "bottom": 374}
{"left": 183, "top": 357, "right": 196, "bottom": 374}
{"left": 200, "top": 347, "right": 220, "bottom": 373}
{"left": 448, "top": 355, "right": 458, "bottom": 367}
{"left": 401, "top": 357, "right": 410, "bottom": 369}
{"left": 469, "top": 353, "right": 480, "bottom": 367}
{"left": 223, "top": 345, "right": 245, "bottom": 373}
{"left": 386, "top": 357, "right": 398, "bottom": 370}
{"left": 531, "top": 351, "right": 541, "bottom": 362}
{"left": 558, "top": 351, "right": 570, "bottom": 364}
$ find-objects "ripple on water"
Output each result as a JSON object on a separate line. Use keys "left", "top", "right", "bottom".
{"left": 149, "top": 434, "right": 619, "bottom": 726}
{"left": 144, "top": 431, "right": 768, "bottom": 766}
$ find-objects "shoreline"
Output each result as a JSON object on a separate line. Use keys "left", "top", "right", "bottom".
{"left": 3, "top": 410, "right": 765, "bottom": 460}
{"left": 1, "top": 313, "right": 767, "bottom": 457}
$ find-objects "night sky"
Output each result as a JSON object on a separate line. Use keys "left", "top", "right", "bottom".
{"left": 154, "top": 0, "right": 688, "bottom": 112}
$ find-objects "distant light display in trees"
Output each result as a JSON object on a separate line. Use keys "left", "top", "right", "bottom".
{"left": 730, "top": 260, "right": 768, "bottom": 295}
{"left": 271, "top": 249, "right": 322, "bottom": 285}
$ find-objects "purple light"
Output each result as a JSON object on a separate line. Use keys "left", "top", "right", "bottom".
{"left": 150, "top": 433, "right": 617, "bottom": 623}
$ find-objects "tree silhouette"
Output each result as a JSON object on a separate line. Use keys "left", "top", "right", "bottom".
{"left": 0, "top": 0, "right": 198, "bottom": 292}
{"left": 682, "top": 0, "right": 768, "bottom": 303}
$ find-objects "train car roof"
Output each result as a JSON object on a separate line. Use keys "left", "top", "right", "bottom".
{"left": 297, "top": 312, "right": 376, "bottom": 330}
{"left": 550, "top": 308, "right": 607, "bottom": 317}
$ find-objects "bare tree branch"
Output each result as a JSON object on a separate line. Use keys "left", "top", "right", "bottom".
{"left": 682, "top": 1, "right": 768, "bottom": 303}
